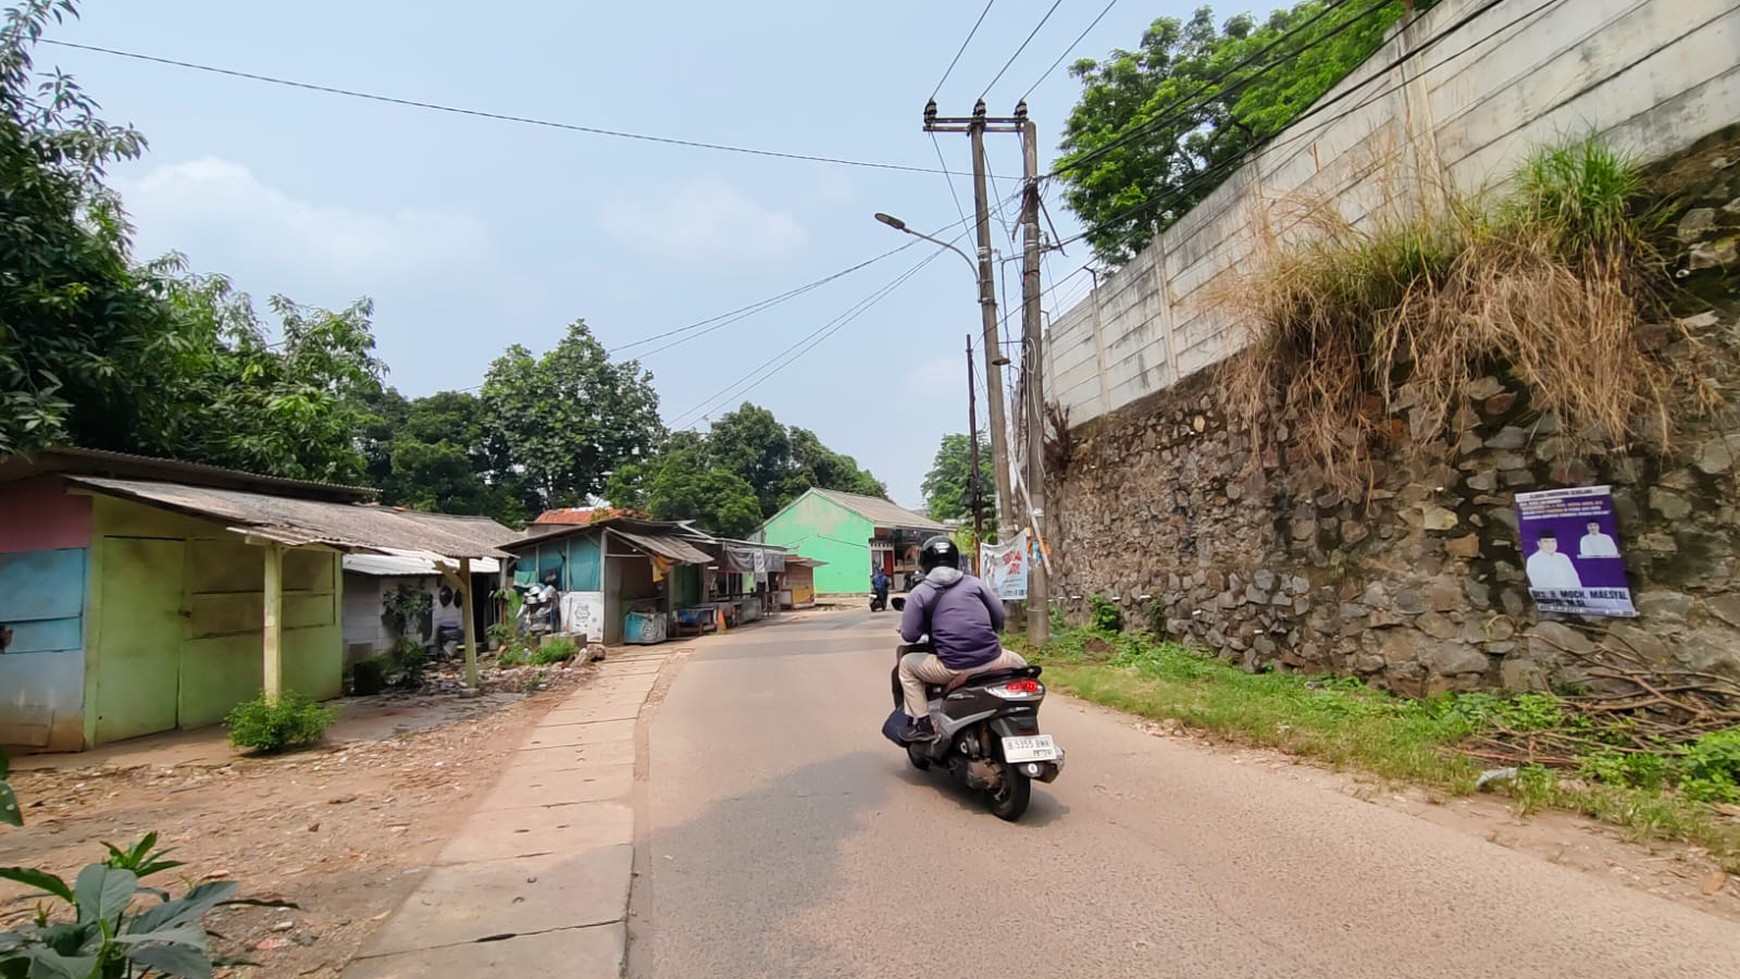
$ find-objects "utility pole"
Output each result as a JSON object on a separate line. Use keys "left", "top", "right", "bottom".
{"left": 1018, "top": 103, "right": 1051, "bottom": 644}
{"left": 926, "top": 99, "right": 1021, "bottom": 542}
{"left": 966, "top": 334, "right": 984, "bottom": 573}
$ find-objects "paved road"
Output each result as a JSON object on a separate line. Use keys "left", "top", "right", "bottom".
{"left": 627, "top": 611, "right": 1740, "bottom": 979}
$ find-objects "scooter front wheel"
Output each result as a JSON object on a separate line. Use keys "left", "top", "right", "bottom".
{"left": 906, "top": 744, "right": 931, "bottom": 771}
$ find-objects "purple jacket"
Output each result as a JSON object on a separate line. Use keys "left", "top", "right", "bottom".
{"left": 899, "top": 567, "right": 1006, "bottom": 670}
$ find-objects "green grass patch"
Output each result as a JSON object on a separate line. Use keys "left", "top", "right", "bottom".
{"left": 1021, "top": 627, "right": 1740, "bottom": 869}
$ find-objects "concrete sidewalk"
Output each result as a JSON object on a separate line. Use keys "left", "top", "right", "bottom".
{"left": 342, "top": 646, "right": 678, "bottom": 978}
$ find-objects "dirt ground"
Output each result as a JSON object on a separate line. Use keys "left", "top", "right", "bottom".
{"left": 0, "top": 661, "right": 592, "bottom": 978}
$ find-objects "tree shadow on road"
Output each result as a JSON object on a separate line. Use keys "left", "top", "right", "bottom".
{"left": 890, "top": 762, "right": 1073, "bottom": 828}
{"left": 627, "top": 747, "right": 1069, "bottom": 978}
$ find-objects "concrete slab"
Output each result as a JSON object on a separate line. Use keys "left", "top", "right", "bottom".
{"left": 361, "top": 846, "right": 632, "bottom": 957}
{"left": 521, "top": 719, "right": 635, "bottom": 750}
{"left": 583, "top": 676, "right": 657, "bottom": 696}
{"left": 597, "top": 660, "right": 665, "bottom": 675}
{"left": 539, "top": 702, "right": 643, "bottom": 725}
{"left": 344, "top": 922, "right": 624, "bottom": 979}
{"left": 516, "top": 739, "right": 636, "bottom": 770}
{"left": 437, "top": 800, "right": 633, "bottom": 865}
{"left": 477, "top": 763, "right": 635, "bottom": 810}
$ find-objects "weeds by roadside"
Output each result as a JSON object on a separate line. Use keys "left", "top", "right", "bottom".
{"left": 1017, "top": 627, "right": 1740, "bottom": 870}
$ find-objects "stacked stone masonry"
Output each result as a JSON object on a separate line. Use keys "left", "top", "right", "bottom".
{"left": 1046, "top": 133, "right": 1740, "bottom": 695}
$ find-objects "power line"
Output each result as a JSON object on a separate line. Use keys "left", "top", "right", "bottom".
{"left": 616, "top": 196, "right": 1013, "bottom": 358}
{"left": 41, "top": 38, "right": 971, "bottom": 177}
{"left": 930, "top": 0, "right": 999, "bottom": 100}
{"left": 1019, "top": 0, "right": 1123, "bottom": 102}
{"left": 931, "top": 133, "right": 971, "bottom": 229}
{"left": 673, "top": 249, "right": 949, "bottom": 428}
{"left": 981, "top": 0, "right": 1067, "bottom": 100}
{"left": 1046, "top": 0, "right": 1383, "bottom": 180}
{"left": 1048, "top": 0, "right": 1523, "bottom": 252}
{"left": 609, "top": 241, "right": 917, "bottom": 357}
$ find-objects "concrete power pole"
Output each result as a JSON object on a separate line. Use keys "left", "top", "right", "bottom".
{"left": 1018, "top": 104, "right": 1050, "bottom": 644}
{"left": 966, "top": 334, "right": 984, "bottom": 571}
{"left": 926, "top": 99, "right": 1021, "bottom": 542}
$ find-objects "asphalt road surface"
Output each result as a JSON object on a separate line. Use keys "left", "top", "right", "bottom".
{"left": 626, "top": 610, "right": 1740, "bottom": 978}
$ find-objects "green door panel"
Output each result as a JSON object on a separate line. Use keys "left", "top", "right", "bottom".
{"left": 94, "top": 537, "right": 185, "bottom": 743}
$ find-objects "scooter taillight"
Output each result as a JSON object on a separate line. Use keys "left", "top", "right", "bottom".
{"left": 987, "top": 678, "right": 1044, "bottom": 699}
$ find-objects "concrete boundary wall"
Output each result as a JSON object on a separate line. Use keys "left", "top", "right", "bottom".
{"left": 1047, "top": 0, "right": 1740, "bottom": 427}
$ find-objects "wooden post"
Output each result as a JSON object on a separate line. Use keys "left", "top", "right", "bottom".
{"left": 459, "top": 556, "right": 479, "bottom": 689}
{"left": 263, "top": 543, "right": 285, "bottom": 702}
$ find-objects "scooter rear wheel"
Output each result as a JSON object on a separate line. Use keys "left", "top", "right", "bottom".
{"left": 988, "top": 763, "right": 1031, "bottom": 821}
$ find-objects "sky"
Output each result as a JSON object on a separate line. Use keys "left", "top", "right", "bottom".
{"left": 40, "top": 0, "right": 1222, "bottom": 508}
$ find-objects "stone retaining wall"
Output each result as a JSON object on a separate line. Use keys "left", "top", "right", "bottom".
{"left": 1046, "top": 132, "right": 1740, "bottom": 695}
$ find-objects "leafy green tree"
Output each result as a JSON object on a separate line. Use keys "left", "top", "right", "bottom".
{"left": 786, "top": 426, "right": 886, "bottom": 500}
{"left": 141, "top": 272, "right": 385, "bottom": 482}
{"left": 479, "top": 320, "right": 664, "bottom": 511}
{"left": 0, "top": 0, "right": 166, "bottom": 456}
{"left": 707, "top": 403, "right": 792, "bottom": 517}
{"left": 607, "top": 435, "right": 762, "bottom": 537}
{"left": 921, "top": 432, "right": 992, "bottom": 523}
{"left": 706, "top": 403, "right": 886, "bottom": 518}
{"left": 1058, "top": 1, "right": 1419, "bottom": 265}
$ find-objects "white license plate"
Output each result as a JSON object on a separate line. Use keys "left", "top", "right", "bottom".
{"left": 1001, "top": 735, "right": 1059, "bottom": 763}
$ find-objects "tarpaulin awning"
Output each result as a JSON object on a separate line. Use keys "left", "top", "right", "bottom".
{"left": 609, "top": 528, "right": 714, "bottom": 566}
{"left": 718, "top": 543, "right": 787, "bottom": 574}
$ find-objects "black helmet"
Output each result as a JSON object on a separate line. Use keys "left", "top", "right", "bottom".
{"left": 918, "top": 535, "right": 960, "bottom": 574}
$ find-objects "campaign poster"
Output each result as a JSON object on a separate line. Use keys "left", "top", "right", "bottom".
{"left": 980, "top": 531, "right": 1031, "bottom": 601}
{"left": 1515, "top": 485, "right": 1634, "bottom": 617}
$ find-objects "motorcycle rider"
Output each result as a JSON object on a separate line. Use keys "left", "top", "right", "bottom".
{"left": 895, "top": 535, "right": 1027, "bottom": 742}
{"left": 871, "top": 566, "right": 890, "bottom": 609}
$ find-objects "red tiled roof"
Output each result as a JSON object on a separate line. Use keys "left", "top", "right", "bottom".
{"left": 531, "top": 506, "right": 644, "bottom": 526}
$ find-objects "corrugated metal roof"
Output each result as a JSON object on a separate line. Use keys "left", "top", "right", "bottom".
{"left": 0, "top": 447, "right": 375, "bottom": 502}
{"left": 66, "top": 476, "right": 514, "bottom": 559}
{"left": 811, "top": 489, "right": 946, "bottom": 531}
{"left": 608, "top": 528, "right": 714, "bottom": 565}
{"left": 343, "top": 554, "right": 502, "bottom": 577}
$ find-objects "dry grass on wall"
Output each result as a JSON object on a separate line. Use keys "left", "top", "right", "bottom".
{"left": 1218, "top": 139, "right": 1721, "bottom": 489}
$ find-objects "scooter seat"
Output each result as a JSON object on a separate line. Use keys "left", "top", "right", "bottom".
{"left": 926, "top": 664, "right": 1044, "bottom": 697}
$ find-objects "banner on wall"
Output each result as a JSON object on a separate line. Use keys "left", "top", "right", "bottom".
{"left": 1515, "top": 485, "right": 1635, "bottom": 617}
{"left": 560, "top": 591, "right": 606, "bottom": 642}
{"left": 979, "top": 531, "right": 1031, "bottom": 601}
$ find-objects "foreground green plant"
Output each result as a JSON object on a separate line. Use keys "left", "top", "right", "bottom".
{"left": 0, "top": 837, "right": 293, "bottom": 978}
{"left": 1, "top": 749, "right": 18, "bottom": 827}
{"left": 531, "top": 636, "right": 579, "bottom": 665}
{"left": 224, "top": 692, "right": 336, "bottom": 754}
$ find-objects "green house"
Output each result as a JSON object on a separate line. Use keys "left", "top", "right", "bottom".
{"left": 754, "top": 489, "right": 946, "bottom": 596}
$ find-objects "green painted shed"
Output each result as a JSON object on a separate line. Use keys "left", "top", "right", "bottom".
{"left": 0, "top": 449, "right": 515, "bottom": 752}
{"left": 754, "top": 489, "right": 945, "bottom": 596}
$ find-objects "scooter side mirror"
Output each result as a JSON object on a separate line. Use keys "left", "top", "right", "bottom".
{"left": 891, "top": 597, "right": 906, "bottom": 611}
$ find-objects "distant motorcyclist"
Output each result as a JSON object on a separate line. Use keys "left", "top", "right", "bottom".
{"left": 895, "top": 536, "right": 1026, "bottom": 741}
{"left": 871, "top": 567, "right": 890, "bottom": 606}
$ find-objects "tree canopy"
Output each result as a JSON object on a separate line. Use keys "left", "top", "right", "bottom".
{"left": 479, "top": 321, "right": 664, "bottom": 513}
{"left": 921, "top": 432, "right": 993, "bottom": 524}
{"left": 0, "top": 2, "right": 873, "bottom": 538}
{"left": 1057, "top": 1, "right": 1418, "bottom": 266}
{"left": 606, "top": 402, "right": 886, "bottom": 535}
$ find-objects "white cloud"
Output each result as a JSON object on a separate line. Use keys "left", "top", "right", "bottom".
{"left": 598, "top": 178, "right": 804, "bottom": 260}
{"left": 114, "top": 157, "right": 495, "bottom": 294}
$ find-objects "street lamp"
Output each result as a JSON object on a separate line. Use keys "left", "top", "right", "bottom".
{"left": 873, "top": 212, "right": 1009, "bottom": 366}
